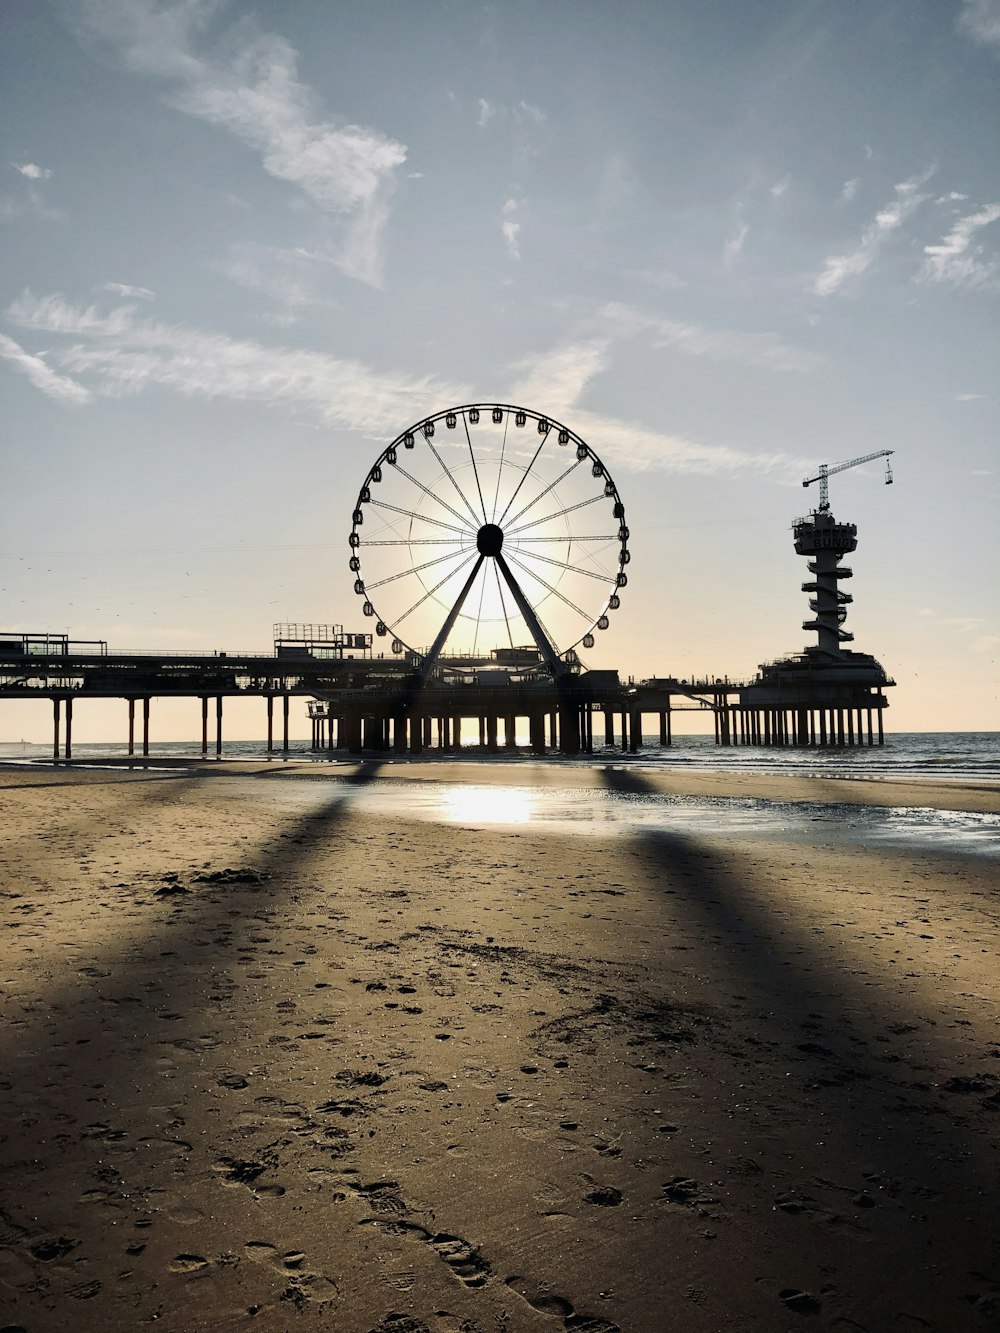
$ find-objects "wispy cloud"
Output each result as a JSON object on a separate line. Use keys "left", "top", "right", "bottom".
{"left": 501, "top": 197, "right": 522, "bottom": 260}
{"left": 7, "top": 291, "right": 454, "bottom": 433}
{"left": 921, "top": 203, "right": 1000, "bottom": 290}
{"left": 512, "top": 339, "right": 611, "bottom": 410}
{"left": 840, "top": 177, "right": 859, "bottom": 202}
{"left": 0, "top": 332, "right": 91, "bottom": 404}
{"left": 1, "top": 185, "right": 64, "bottom": 223}
{"left": 600, "top": 302, "right": 821, "bottom": 373}
{"left": 723, "top": 206, "right": 749, "bottom": 267}
{"left": 12, "top": 162, "right": 52, "bottom": 180}
{"left": 812, "top": 168, "right": 934, "bottom": 296}
{"left": 74, "top": 0, "right": 406, "bottom": 286}
{"left": 770, "top": 176, "right": 790, "bottom": 198}
{"left": 476, "top": 98, "right": 546, "bottom": 129}
{"left": 510, "top": 340, "right": 798, "bottom": 476}
{"left": 218, "top": 242, "right": 327, "bottom": 309}
{"left": 7, "top": 291, "right": 797, "bottom": 479}
{"left": 569, "top": 406, "right": 796, "bottom": 477}
{"left": 958, "top": 0, "right": 1000, "bottom": 51}
{"left": 104, "top": 282, "right": 155, "bottom": 300}
{"left": 915, "top": 605, "right": 997, "bottom": 649}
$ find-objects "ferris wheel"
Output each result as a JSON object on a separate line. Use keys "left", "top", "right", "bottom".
{"left": 349, "top": 405, "right": 629, "bottom": 674}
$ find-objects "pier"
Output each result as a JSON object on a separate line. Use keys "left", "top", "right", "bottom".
{"left": 0, "top": 418, "right": 897, "bottom": 760}
{"left": 0, "top": 628, "right": 890, "bottom": 761}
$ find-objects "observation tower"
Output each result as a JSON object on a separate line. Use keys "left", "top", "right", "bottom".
{"left": 793, "top": 450, "right": 892, "bottom": 659}
{"left": 794, "top": 511, "right": 859, "bottom": 656}
{"left": 737, "top": 451, "right": 896, "bottom": 745}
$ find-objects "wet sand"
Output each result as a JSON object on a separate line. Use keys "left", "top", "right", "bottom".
{"left": 1, "top": 760, "right": 998, "bottom": 1331}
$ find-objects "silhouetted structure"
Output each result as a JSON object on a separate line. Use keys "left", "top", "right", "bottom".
{"left": 731, "top": 455, "right": 895, "bottom": 747}
{"left": 0, "top": 443, "right": 897, "bottom": 755}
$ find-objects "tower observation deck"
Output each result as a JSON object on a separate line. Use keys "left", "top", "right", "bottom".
{"left": 793, "top": 511, "right": 858, "bottom": 656}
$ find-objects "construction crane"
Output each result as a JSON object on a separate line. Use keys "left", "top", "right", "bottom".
{"left": 803, "top": 450, "right": 894, "bottom": 512}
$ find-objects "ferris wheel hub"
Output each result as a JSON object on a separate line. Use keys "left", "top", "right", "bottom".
{"left": 476, "top": 523, "right": 505, "bottom": 557}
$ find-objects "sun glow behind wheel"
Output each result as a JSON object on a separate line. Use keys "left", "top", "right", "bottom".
{"left": 349, "top": 405, "right": 628, "bottom": 665}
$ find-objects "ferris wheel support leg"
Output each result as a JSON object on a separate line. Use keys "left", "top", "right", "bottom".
{"left": 417, "top": 554, "right": 486, "bottom": 684}
{"left": 493, "top": 552, "right": 565, "bottom": 678}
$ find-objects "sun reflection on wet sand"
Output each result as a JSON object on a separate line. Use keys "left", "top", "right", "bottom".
{"left": 356, "top": 781, "right": 1000, "bottom": 854}
{"left": 438, "top": 784, "right": 538, "bottom": 826}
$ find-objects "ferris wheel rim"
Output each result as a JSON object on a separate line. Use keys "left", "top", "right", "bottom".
{"left": 348, "top": 404, "right": 629, "bottom": 666}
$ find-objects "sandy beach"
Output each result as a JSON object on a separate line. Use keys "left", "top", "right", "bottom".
{"left": 1, "top": 758, "right": 998, "bottom": 1332}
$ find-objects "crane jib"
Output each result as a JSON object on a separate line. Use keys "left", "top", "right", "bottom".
{"left": 802, "top": 450, "right": 895, "bottom": 510}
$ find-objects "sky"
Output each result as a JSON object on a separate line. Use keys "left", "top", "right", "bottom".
{"left": 1, "top": 0, "right": 998, "bottom": 741}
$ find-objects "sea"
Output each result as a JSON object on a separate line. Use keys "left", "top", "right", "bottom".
{"left": 1, "top": 730, "right": 997, "bottom": 782}
{"left": 2, "top": 731, "right": 998, "bottom": 857}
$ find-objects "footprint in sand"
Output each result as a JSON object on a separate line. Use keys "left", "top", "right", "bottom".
{"left": 505, "top": 1274, "right": 620, "bottom": 1331}
{"left": 168, "top": 1254, "right": 210, "bottom": 1274}
{"left": 429, "top": 1234, "right": 491, "bottom": 1288}
{"left": 584, "top": 1187, "right": 623, "bottom": 1207}
{"left": 361, "top": 1216, "right": 491, "bottom": 1288}
{"left": 244, "top": 1241, "right": 282, "bottom": 1268}
{"left": 366, "top": 1315, "right": 431, "bottom": 1333}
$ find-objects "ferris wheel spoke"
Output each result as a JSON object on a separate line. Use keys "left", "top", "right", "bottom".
{"left": 365, "top": 546, "right": 468, "bottom": 590}
{"left": 463, "top": 415, "right": 489, "bottom": 524}
{"left": 512, "top": 548, "right": 615, "bottom": 582}
{"left": 365, "top": 508, "right": 422, "bottom": 547}
{"left": 364, "top": 538, "right": 468, "bottom": 546}
{"left": 423, "top": 436, "right": 484, "bottom": 529}
{"left": 394, "top": 550, "right": 479, "bottom": 627}
{"left": 534, "top": 607, "right": 560, "bottom": 656}
{"left": 493, "top": 560, "right": 515, "bottom": 649}
{"left": 502, "top": 459, "right": 582, "bottom": 531}
{"left": 391, "top": 461, "right": 478, "bottom": 533}
{"left": 505, "top": 551, "right": 592, "bottom": 621}
{"left": 506, "top": 493, "right": 605, "bottom": 536}
{"left": 516, "top": 533, "right": 618, "bottom": 542}
{"left": 470, "top": 559, "right": 488, "bottom": 657}
{"left": 368, "top": 498, "right": 470, "bottom": 537}
{"left": 491, "top": 413, "right": 510, "bottom": 522}
{"left": 573, "top": 541, "right": 624, "bottom": 579}
{"left": 495, "top": 427, "right": 551, "bottom": 526}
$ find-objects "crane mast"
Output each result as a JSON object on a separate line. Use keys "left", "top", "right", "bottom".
{"left": 803, "top": 449, "right": 894, "bottom": 512}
